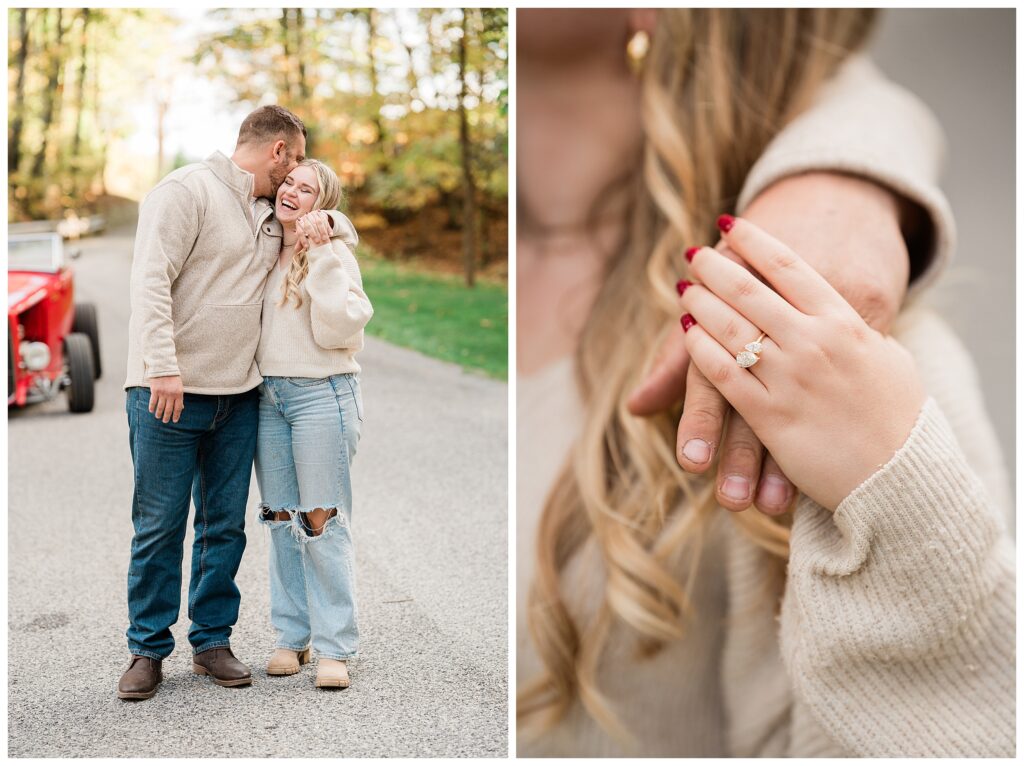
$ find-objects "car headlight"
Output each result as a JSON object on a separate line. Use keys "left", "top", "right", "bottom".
{"left": 20, "top": 341, "right": 51, "bottom": 371}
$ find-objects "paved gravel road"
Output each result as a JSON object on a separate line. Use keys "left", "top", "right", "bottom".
{"left": 7, "top": 227, "right": 508, "bottom": 758}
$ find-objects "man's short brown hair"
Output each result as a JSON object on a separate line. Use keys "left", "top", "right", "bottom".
{"left": 236, "top": 105, "right": 306, "bottom": 148}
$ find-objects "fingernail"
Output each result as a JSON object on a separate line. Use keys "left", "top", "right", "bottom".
{"left": 717, "top": 214, "right": 736, "bottom": 233}
{"left": 682, "top": 438, "right": 711, "bottom": 464}
{"left": 680, "top": 313, "right": 696, "bottom": 332}
{"left": 675, "top": 279, "right": 692, "bottom": 296}
{"left": 685, "top": 246, "right": 700, "bottom": 263}
{"left": 758, "top": 475, "right": 789, "bottom": 508}
{"left": 721, "top": 475, "right": 750, "bottom": 502}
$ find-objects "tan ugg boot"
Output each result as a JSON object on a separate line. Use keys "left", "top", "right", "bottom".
{"left": 315, "top": 658, "right": 350, "bottom": 688}
{"left": 266, "top": 647, "right": 311, "bottom": 676}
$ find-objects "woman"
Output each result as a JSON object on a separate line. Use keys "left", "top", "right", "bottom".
{"left": 517, "top": 8, "right": 1013, "bottom": 757}
{"left": 254, "top": 159, "right": 373, "bottom": 689}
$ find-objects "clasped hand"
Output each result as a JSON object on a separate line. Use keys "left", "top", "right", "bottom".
{"left": 628, "top": 174, "right": 924, "bottom": 513}
{"left": 679, "top": 216, "right": 925, "bottom": 512}
{"left": 295, "top": 210, "right": 332, "bottom": 251}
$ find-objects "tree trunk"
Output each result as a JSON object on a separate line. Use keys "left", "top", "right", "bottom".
{"left": 365, "top": 8, "right": 387, "bottom": 155}
{"left": 93, "top": 29, "right": 106, "bottom": 195}
{"left": 280, "top": 9, "right": 296, "bottom": 101}
{"left": 9, "top": 8, "right": 30, "bottom": 175}
{"left": 295, "top": 8, "right": 310, "bottom": 101}
{"left": 479, "top": 206, "right": 490, "bottom": 265}
{"left": 421, "top": 9, "right": 445, "bottom": 106}
{"left": 31, "top": 8, "right": 66, "bottom": 179}
{"left": 395, "top": 9, "right": 420, "bottom": 107}
{"left": 72, "top": 9, "right": 91, "bottom": 159}
{"left": 458, "top": 9, "right": 478, "bottom": 287}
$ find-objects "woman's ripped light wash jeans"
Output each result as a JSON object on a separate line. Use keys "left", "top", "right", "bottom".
{"left": 254, "top": 374, "right": 363, "bottom": 660}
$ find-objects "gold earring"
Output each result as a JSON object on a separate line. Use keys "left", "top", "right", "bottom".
{"left": 626, "top": 29, "right": 650, "bottom": 74}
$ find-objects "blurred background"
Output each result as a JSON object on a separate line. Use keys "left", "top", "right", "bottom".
{"left": 871, "top": 9, "right": 1015, "bottom": 499}
{"left": 7, "top": 7, "right": 508, "bottom": 378}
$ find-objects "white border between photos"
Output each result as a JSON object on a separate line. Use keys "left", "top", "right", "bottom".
{"left": 507, "top": 3, "right": 518, "bottom": 761}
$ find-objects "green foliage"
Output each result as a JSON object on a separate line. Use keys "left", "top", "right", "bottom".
{"left": 8, "top": 8, "right": 508, "bottom": 216}
{"left": 357, "top": 246, "right": 507, "bottom": 379}
{"left": 192, "top": 7, "right": 508, "bottom": 219}
{"left": 171, "top": 150, "right": 190, "bottom": 171}
{"left": 366, "top": 131, "right": 461, "bottom": 211}
{"left": 8, "top": 8, "right": 168, "bottom": 220}
{"left": 8, "top": 7, "right": 508, "bottom": 286}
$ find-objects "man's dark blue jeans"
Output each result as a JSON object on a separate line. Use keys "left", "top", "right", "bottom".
{"left": 125, "top": 386, "right": 258, "bottom": 660}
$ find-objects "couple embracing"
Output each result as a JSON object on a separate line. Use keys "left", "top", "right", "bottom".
{"left": 117, "top": 105, "right": 373, "bottom": 699}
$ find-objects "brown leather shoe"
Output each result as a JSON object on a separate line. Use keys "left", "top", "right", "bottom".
{"left": 192, "top": 646, "right": 252, "bottom": 687}
{"left": 117, "top": 655, "right": 162, "bottom": 700}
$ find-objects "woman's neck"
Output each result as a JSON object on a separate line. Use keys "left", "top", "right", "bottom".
{"left": 517, "top": 41, "right": 643, "bottom": 374}
{"left": 281, "top": 224, "right": 298, "bottom": 248}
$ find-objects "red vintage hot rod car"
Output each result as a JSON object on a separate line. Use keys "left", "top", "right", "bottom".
{"left": 8, "top": 233, "right": 101, "bottom": 413}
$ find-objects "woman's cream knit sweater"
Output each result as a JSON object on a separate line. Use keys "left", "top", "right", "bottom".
{"left": 256, "top": 233, "right": 373, "bottom": 378}
{"left": 516, "top": 59, "right": 1015, "bottom": 757}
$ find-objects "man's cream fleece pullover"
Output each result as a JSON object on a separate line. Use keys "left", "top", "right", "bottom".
{"left": 124, "top": 151, "right": 281, "bottom": 394}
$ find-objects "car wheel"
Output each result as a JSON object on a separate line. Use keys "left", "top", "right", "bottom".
{"left": 72, "top": 303, "right": 102, "bottom": 380}
{"left": 65, "top": 333, "right": 95, "bottom": 413}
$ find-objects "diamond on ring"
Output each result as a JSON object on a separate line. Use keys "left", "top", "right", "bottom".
{"left": 735, "top": 332, "right": 767, "bottom": 368}
{"left": 736, "top": 351, "right": 759, "bottom": 368}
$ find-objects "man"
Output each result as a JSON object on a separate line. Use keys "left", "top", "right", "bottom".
{"left": 117, "top": 106, "right": 326, "bottom": 699}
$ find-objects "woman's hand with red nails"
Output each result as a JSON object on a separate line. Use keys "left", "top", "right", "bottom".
{"left": 298, "top": 210, "right": 332, "bottom": 248}
{"left": 680, "top": 216, "right": 926, "bottom": 511}
{"left": 628, "top": 172, "right": 915, "bottom": 514}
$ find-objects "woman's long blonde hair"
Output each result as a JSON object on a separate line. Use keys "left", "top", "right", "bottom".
{"left": 279, "top": 158, "right": 344, "bottom": 308}
{"left": 518, "top": 8, "right": 878, "bottom": 741}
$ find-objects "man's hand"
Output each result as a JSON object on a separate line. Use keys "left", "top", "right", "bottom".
{"left": 628, "top": 172, "right": 914, "bottom": 514}
{"left": 733, "top": 172, "right": 910, "bottom": 332}
{"left": 147, "top": 375, "right": 184, "bottom": 423}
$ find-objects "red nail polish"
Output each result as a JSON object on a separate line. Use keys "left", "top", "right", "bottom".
{"left": 680, "top": 313, "right": 696, "bottom": 332}
{"left": 675, "top": 279, "right": 692, "bottom": 296}
{"left": 717, "top": 214, "right": 735, "bottom": 233}
{"left": 685, "top": 246, "right": 700, "bottom": 263}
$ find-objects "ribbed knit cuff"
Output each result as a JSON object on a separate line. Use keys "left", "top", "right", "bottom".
{"left": 834, "top": 396, "right": 1000, "bottom": 550}
{"left": 783, "top": 397, "right": 1015, "bottom": 756}
{"left": 791, "top": 398, "right": 1001, "bottom": 580}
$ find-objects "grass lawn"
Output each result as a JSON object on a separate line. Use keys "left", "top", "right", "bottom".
{"left": 357, "top": 249, "right": 508, "bottom": 380}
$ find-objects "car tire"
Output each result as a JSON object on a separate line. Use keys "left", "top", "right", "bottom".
{"left": 72, "top": 303, "right": 102, "bottom": 380}
{"left": 65, "top": 333, "right": 95, "bottom": 413}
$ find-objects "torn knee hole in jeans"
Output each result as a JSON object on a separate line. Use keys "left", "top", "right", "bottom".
{"left": 299, "top": 507, "right": 339, "bottom": 538}
{"left": 258, "top": 504, "right": 294, "bottom": 525}
{"left": 258, "top": 503, "right": 342, "bottom": 540}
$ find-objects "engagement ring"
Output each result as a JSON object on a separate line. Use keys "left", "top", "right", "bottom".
{"left": 735, "top": 332, "right": 766, "bottom": 368}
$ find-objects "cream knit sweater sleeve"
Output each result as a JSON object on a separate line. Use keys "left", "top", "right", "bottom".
{"left": 304, "top": 240, "right": 373, "bottom": 349}
{"left": 780, "top": 397, "right": 1015, "bottom": 757}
